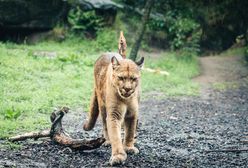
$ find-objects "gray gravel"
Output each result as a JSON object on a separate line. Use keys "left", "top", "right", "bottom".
{"left": 1, "top": 83, "right": 248, "bottom": 167}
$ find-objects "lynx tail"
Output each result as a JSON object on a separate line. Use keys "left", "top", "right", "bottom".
{"left": 118, "top": 31, "right": 127, "bottom": 58}
{"left": 83, "top": 90, "right": 99, "bottom": 131}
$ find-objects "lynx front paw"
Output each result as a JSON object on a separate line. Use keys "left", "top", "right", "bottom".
{"left": 103, "top": 140, "right": 111, "bottom": 146}
{"left": 109, "top": 152, "right": 127, "bottom": 166}
{"left": 124, "top": 146, "right": 139, "bottom": 154}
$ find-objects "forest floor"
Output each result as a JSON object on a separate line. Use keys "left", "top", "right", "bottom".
{"left": 1, "top": 53, "right": 248, "bottom": 167}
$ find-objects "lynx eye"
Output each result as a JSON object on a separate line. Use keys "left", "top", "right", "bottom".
{"left": 118, "top": 76, "right": 124, "bottom": 80}
{"left": 130, "top": 77, "right": 137, "bottom": 81}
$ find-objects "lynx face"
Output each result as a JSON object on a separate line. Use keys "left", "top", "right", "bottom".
{"left": 111, "top": 57, "right": 144, "bottom": 99}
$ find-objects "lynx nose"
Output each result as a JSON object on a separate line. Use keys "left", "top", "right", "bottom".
{"left": 124, "top": 87, "right": 131, "bottom": 92}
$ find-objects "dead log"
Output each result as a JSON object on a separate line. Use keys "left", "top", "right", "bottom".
{"left": 9, "top": 107, "right": 105, "bottom": 150}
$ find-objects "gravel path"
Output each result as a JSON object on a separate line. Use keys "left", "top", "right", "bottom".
{"left": 1, "top": 55, "right": 248, "bottom": 167}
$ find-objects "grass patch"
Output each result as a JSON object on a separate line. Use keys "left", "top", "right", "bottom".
{"left": 0, "top": 36, "right": 199, "bottom": 138}
{"left": 218, "top": 47, "right": 246, "bottom": 57}
{"left": 0, "top": 141, "right": 22, "bottom": 150}
{"left": 0, "top": 40, "right": 98, "bottom": 138}
{"left": 212, "top": 82, "right": 239, "bottom": 91}
{"left": 142, "top": 52, "right": 200, "bottom": 96}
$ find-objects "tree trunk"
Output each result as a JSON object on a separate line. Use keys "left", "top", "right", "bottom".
{"left": 129, "top": 0, "right": 154, "bottom": 61}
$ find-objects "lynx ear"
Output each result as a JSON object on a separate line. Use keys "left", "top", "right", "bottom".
{"left": 111, "top": 56, "right": 120, "bottom": 69}
{"left": 135, "top": 57, "right": 144, "bottom": 69}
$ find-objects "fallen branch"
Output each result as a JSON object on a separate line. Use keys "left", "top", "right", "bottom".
{"left": 9, "top": 129, "right": 50, "bottom": 142}
{"left": 9, "top": 107, "right": 105, "bottom": 150}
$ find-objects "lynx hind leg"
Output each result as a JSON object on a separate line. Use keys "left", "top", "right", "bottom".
{"left": 99, "top": 105, "right": 111, "bottom": 146}
{"left": 83, "top": 90, "right": 99, "bottom": 131}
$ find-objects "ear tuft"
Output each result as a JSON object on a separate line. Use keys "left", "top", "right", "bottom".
{"left": 135, "top": 57, "right": 144, "bottom": 69}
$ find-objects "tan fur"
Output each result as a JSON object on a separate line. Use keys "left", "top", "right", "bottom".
{"left": 83, "top": 52, "right": 144, "bottom": 165}
{"left": 118, "top": 31, "right": 127, "bottom": 58}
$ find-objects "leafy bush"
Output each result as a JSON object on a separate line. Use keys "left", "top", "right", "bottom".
{"left": 4, "top": 108, "right": 21, "bottom": 120}
{"left": 167, "top": 16, "right": 201, "bottom": 53}
{"left": 148, "top": 11, "right": 201, "bottom": 53}
{"left": 149, "top": 17, "right": 166, "bottom": 31}
{"left": 94, "top": 29, "right": 117, "bottom": 51}
{"left": 68, "top": 6, "right": 104, "bottom": 34}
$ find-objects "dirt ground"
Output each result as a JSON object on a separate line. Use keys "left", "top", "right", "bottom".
{"left": 1, "top": 55, "right": 248, "bottom": 167}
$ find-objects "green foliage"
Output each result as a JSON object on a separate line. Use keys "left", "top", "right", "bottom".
{"left": 68, "top": 6, "right": 104, "bottom": 33}
{"left": 94, "top": 29, "right": 117, "bottom": 51}
{"left": 167, "top": 15, "right": 201, "bottom": 53}
{"left": 147, "top": 9, "right": 201, "bottom": 52}
{"left": 0, "top": 141, "right": 22, "bottom": 150}
{"left": 58, "top": 52, "right": 80, "bottom": 64}
{"left": 113, "top": 12, "right": 139, "bottom": 46}
{"left": 4, "top": 107, "right": 21, "bottom": 120}
{"left": 148, "top": 17, "right": 166, "bottom": 31}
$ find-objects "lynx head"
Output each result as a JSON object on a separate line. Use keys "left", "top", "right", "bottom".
{"left": 111, "top": 56, "right": 144, "bottom": 99}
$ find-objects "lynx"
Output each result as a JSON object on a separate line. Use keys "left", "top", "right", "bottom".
{"left": 83, "top": 32, "right": 144, "bottom": 165}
